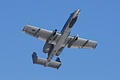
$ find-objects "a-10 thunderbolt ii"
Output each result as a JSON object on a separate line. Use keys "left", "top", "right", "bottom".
{"left": 23, "top": 9, "right": 97, "bottom": 69}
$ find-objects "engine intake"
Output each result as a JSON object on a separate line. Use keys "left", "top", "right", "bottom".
{"left": 43, "top": 43, "right": 54, "bottom": 53}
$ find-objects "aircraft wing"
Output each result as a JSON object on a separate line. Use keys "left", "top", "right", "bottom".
{"left": 23, "top": 25, "right": 61, "bottom": 42}
{"left": 65, "top": 36, "right": 97, "bottom": 49}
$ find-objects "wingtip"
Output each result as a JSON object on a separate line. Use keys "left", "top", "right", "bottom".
{"left": 22, "top": 25, "right": 28, "bottom": 32}
{"left": 94, "top": 43, "right": 98, "bottom": 49}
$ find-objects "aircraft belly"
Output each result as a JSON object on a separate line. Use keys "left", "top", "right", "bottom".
{"left": 47, "top": 31, "right": 69, "bottom": 61}
{"left": 47, "top": 45, "right": 61, "bottom": 61}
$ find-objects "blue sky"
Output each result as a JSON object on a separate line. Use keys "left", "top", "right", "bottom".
{"left": 0, "top": 0, "right": 120, "bottom": 80}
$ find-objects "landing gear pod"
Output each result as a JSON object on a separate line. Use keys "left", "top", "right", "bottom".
{"left": 32, "top": 52, "right": 62, "bottom": 69}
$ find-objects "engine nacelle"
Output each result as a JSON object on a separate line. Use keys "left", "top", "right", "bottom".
{"left": 56, "top": 47, "right": 64, "bottom": 56}
{"left": 43, "top": 43, "right": 54, "bottom": 53}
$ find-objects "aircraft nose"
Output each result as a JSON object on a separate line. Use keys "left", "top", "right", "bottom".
{"left": 75, "top": 9, "right": 80, "bottom": 16}
{"left": 77, "top": 9, "right": 80, "bottom": 12}
{"left": 77, "top": 9, "right": 81, "bottom": 13}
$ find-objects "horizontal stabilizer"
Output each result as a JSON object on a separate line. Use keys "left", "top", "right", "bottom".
{"left": 32, "top": 52, "right": 62, "bottom": 69}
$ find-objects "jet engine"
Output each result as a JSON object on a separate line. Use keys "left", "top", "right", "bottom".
{"left": 56, "top": 47, "right": 64, "bottom": 56}
{"left": 43, "top": 43, "right": 54, "bottom": 53}
{"left": 43, "top": 29, "right": 58, "bottom": 53}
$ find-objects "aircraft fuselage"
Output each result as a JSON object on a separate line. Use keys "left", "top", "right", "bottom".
{"left": 23, "top": 9, "right": 97, "bottom": 69}
{"left": 46, "top": 9, "right": 80, "bottom": 64}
